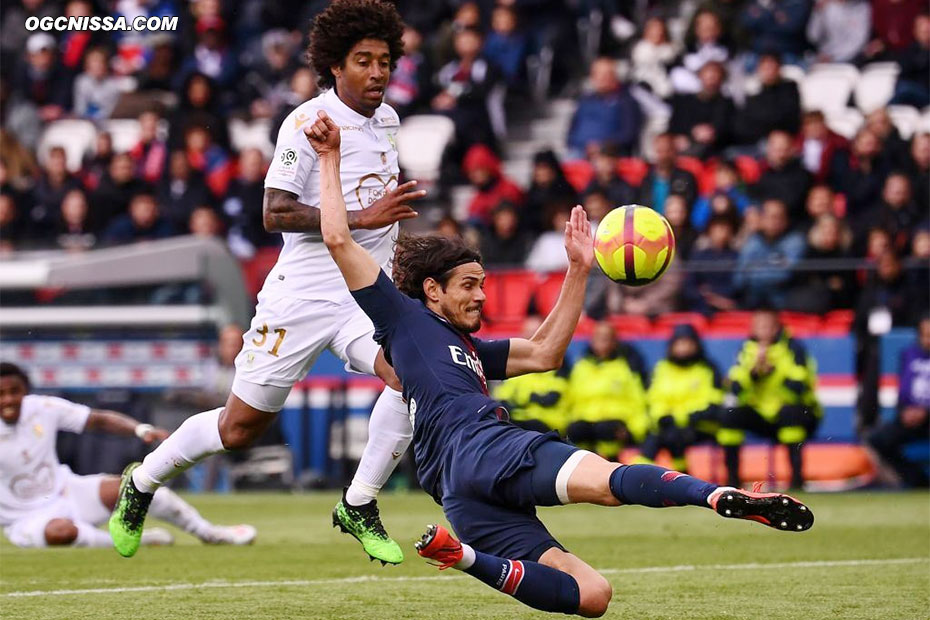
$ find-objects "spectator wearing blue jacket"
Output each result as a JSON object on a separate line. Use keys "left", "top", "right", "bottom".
{"left": 103, "top": 192, "right": 175, "bottom": 245}
{"left": 866, "top": 315, "right": 930, "bottom": 488}
{"left": 734, "top": 198, "right": 806, "bottom": 309}
{"left": 684, "top": 215, "right": 740, "bottom": 314}
{"left": 483, "top": 6, "right": 529, "bottom": 90}
{"left": 566, "top": 57, "right": 642, "bottom": 158}
{"left": 740, "top": 0, "right": 813, "bottom": 65}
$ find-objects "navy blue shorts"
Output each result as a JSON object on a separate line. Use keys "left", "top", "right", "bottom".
{"left": 442, "top": 437, "right": 581, "bottom": 561}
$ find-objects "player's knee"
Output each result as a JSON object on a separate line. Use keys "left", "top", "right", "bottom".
{"left": 218, "top": 411, "right": 261, "bottom": 450}
{"left": 44, "top": 519, "right": 78, "bottom": 546}
{"left": 576, "top": 574, "right": 612, "bottom": 617}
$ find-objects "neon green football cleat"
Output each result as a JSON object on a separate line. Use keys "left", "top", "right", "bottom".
{"left": 333, "top": 489, "right": 404, "bottom": 566}
{"left": 108, "top": 462, "right": 153, "bottom": 558}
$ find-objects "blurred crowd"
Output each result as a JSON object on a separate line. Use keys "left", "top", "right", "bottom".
{"left": 0, "top": 0, "right": 928, "bottom": 320}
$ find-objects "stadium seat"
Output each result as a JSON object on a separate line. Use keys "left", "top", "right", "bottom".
{"left": 608, "top": 314, "right": 652, "bottom": 338}
{"left": 707, "top": 311, "right": 754, "bottom": 336}
{"left": 653, "top": 312, "right": 708, "bottom": 336}
{"left": 37, "top": 119, "right": 98, "bottom": 172}
{"left": 822, "top": 309, "right": 855, "bottom": 335}
{"left": 532, "top": 272, "right": 566, "bottom": 315}
{"left": 616, "top": 157, "right": 649, "bottom": 187}
{"left": 779, "top": 312, "right": 822, "bottom": 337}
{"left": 887, "top": 105, "right": 921, "bottom": 140}
{"left": 229, "top": 118, "right": 274, "bottom": 159}
{"left": 854, "top": 64, "right": 900, "bottom": 114}
{"left": 562, "top": 159, "right": 594, "bottom": 192}
{"left": 676, "top": 156, "right": 713, "bottom": 194}
{"left": 824, "top": 107, "right": 864, "bottom": 140}
{"left": 800, "top": 65, "right": 857, "bottom": 112}
{"left": 482, "top": 270, "right": 536, "bottom": 322}
{"left": 395, "top": 115, "right": 455, "bottom": 183}
{"left": 734, "top": 155, "right": 762, "bottom": 184}
{"left": 240, "top": 247, "right": 281, "bottom": 299}
{"left": 104, "top": 119, "right": 142, "bottom": 153}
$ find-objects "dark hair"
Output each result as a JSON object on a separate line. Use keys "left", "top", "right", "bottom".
{"left": 706, "top": 213, "right": 736, "bottom": 232}
{"left": 307, "top": 0, "right": 405, "bottom": 89}
{"left": 393, "top": 234, "right": 482, "bottom": 302}
{"left": 0, "top": 362, "right": 30, "bottom": 390}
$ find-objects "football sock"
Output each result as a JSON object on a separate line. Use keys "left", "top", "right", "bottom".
{"left": 72, "top": 522, "right": 113, "bottom": 547}
{"left": 609, "top": 464, "right": 717, "bottom": 508}
{"left": 133, "top": 408, "right": 226, "bottom": 494}
{"left": 345, "top": 387, "right": 412, "bottom": 506}
{"left": 149, "top": 487, "right": 212, "bottom": 538}
{"left": 456, "top": 544, "right": 581, "bottom": 614}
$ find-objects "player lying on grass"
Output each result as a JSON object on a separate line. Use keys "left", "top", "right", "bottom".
{"left": 0, "top": 363, "right": 255, "bottom": 549}
{"left": 306, "top": 112, "right": 814, "bottom": 617}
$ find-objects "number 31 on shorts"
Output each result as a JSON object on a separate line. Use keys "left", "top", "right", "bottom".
{"left": 252, "top": 324, "right": 287, "bottom": 357}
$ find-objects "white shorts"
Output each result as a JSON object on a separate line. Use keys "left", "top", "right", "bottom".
{"left": 3, "top": 469, "right": 109, "bottom": 548}
{"left": 232, "top": 291, "right": 380, "bottom": 412}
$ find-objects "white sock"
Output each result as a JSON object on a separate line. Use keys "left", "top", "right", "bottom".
{"left": 133, "top": 408, "right": 226, "bottom": 494}
{"left": 73, "top": 522, "right": 113, "bottom": 547}
{"left": 149, "top": 486, "right": 212, "bottom": 538}
{"left": 454, "top": 543, "right": 476, "bottom": 570}
{"left": 345, "top": 387, "right": 412, "bottom": 506}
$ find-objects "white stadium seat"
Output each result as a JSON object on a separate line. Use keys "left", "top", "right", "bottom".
{"left": 887, "top": 105, "right": 921, "bottom": 140}
{"left": 854, "top": 64, "right": 900, "bottom": 114}
{"left": 229, "top": 118, "right": 274, "bottom": 159}
{"left": 37, "top": 119, "right": 97, "bottom": 172}
{"left": 824, "top": 107, "right": 864, "bottom": 140}
{"left": 104, "top": 119, "right": 141, "bottom": 153}
{"left": 395, "top": 115, "right": 455, "bottom": 182}
{"left": 800, "top": 68, "right": 855, "bottom": 113}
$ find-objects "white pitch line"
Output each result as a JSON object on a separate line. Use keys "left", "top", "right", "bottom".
{"left": 3, "top": 557, "right": 926, "bottom": 599}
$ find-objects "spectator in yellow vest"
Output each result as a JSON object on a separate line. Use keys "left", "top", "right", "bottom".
{"left": 641, "top": 325, "right": 723, "bottom": 472}
{"left": 718, "top": 308, "right": 821, "bottom": 488}
{"left": 566, "top": 321, "right": 649, "bottom": 459}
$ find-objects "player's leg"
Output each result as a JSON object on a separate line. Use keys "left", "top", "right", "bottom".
{"left": 563, "top": 448, "right": 813, "bottom": 531}
{"left": 93, "top": 474, "right": 255, "bottom": 545}
{"left": 111, "top": 295, "right": 328, "bottom": 556}
{"left": 538, "top": 548, "right": 613, "bottom": 618}
{"left": 417, "top": 497, "right": 591, "bottom": 616}
{"left": 329, "top": 312, "right": 410, "bottom": 565}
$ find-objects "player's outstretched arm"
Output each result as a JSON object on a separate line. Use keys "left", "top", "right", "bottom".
{"left": 305, "top": 110, "right": 381, "bottom": 291}
{"left": 505, "top": 205, "right": 594, "bottom": 377}
{"left": 84, "top": 409, "right": 170, "bottom": 444}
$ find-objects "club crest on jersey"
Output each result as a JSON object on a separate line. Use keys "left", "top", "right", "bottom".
{"left": 32, "top": 423, "right": 44, "bottom": 438}
{"left": 293, "top": 113, "right": 310, "bottom": 129}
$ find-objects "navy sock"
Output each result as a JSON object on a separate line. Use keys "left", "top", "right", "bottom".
{"left": 464, "top": 549, "right": 580, "bottom": 614}
{"left": 609, "top": 464, "right": 717, "bottom": 508}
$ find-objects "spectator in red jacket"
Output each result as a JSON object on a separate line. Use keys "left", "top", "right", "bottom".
{"left": 463, "top": 143, "right": 524, "bottom": 227}
{"left": 796, "top": 110, "right": 847, "bottom": 183}
{"left": 130, "top": 109, "right": 168, "bottom": 185}
{"left": 865, "top": 0, "right": 925, "bottom": 60}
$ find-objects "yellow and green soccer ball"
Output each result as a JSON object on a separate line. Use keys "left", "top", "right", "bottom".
{"left": 594, "top": 205, "right": 676, "bottom": 286}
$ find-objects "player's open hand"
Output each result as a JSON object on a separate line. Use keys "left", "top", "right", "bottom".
{"left": 142, "top": 427, "right": 171, "bottom": 444}
{"left": 304, "top": 110, "right": 340, "bottom": 156}
{"left": 356, "top": 180, "right": 424, "bottom": 229}
{"left": 564, "top": 205, "right": 594, "bottom": 271}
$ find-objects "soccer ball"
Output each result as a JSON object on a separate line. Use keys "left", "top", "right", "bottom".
{"left": 594, "top": 205, "right": 676, "bottom": 286}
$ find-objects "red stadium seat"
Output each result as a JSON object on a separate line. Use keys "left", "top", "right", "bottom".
{"left": 708, "top": 311, "right": 754, "bottom": 336}
{"left": 616, "top": 157, "right": 648, "bottom": 188}
{"left": 562, "top": 160, "right": 594, "bottom": 193}
{"left": 240, "top": 247, "right": 282, "bottom": 299}
{"left": 653, "top": 312, "right": 709, "bottom": 337}
{"left": 675, "top": 157, "right": 708, "bottom": 191}
{"left": 482, "top": 270, "right": 537, "bottom": 322}
{"left": 608, "top": 314, "right": 652, "bottom": 338}
{"left": 822, "top": 309, "right": 854, "bottom": 334}
{"left": 734, "top": 155, "right": 762, "bottom": 184}
{"left": 780, "top": 312, "right": 822, "bottom": 337}
{"left": 533, "top": 272, "right": 567, "bottom": 315}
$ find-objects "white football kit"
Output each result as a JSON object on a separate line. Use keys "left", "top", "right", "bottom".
{"left": 233, "top": 88, "right": 402, "bottom": 411}
{"left": 0, "top": 395, "right": 109, "bottom": 547}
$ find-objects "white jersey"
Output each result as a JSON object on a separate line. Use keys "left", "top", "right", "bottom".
{"left": 263, "top": 88, "right": 401, "bottom": 302}
{"left": 0, "top": 395, "right": 90, "bottom": 526}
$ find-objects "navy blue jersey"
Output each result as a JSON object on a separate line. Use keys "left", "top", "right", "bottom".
{"left": 352, "top": 270, "right": 549, "bottom": 502}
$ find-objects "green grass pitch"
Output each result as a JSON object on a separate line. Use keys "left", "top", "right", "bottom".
{"left": 1, "top": 491, "right": 928, "bottom": 619}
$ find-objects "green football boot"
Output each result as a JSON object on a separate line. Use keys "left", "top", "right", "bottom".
{"left": 333, "top": 489, "right": 404, "bottom": 565}
{"left": 108, "top": 462, "right": 154, "bottom": 558}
